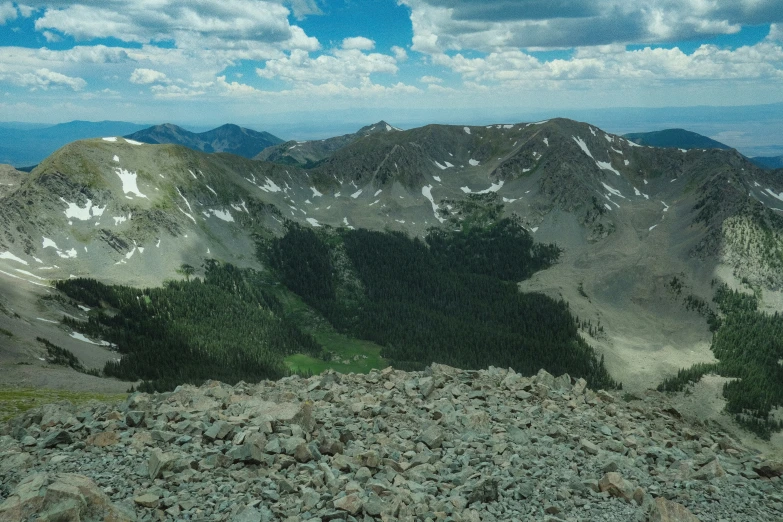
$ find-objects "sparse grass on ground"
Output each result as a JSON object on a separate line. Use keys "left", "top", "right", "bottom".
{"left": 0, "top": 387, "right": 127, "bottom": 422}
{"left": 285, "top": 331, "right": 386, "bottom": 375}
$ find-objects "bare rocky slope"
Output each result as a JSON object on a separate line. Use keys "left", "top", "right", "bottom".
{"left": 2, "top": 364, "right": 782, "bottom": 522}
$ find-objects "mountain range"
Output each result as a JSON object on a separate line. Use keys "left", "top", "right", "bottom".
{"left": 255, "top": 120, "right": 401, "bottom": 166}
{"left": 0, "top": 121, "right": 284, "bottom": 168}
{"left": 124, "top": 123, "right": 283, "bottom": 159}
{"left": 1, "top": 117, "right": 782, "bottom": 442}
{"left": 623, "top": 128, "right": 783, "bottom": 170}
{"left": 0, "top": 121, "right": 149, "bottom": 168}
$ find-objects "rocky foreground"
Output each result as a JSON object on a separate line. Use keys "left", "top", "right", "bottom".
{"left": 1, "top": 365, "right": 782, "bottom": 522}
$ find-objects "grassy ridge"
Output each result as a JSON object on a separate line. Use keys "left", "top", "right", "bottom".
{"left": 0, "top": 388, "right": 126, "bottom": 422}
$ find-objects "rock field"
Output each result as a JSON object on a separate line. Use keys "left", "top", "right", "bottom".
{"left": 1, "top": 364, "right": 782, "bottom": 521}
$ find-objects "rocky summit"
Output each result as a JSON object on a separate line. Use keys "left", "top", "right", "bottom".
{"left": 1, "top": 365, "right": 782, "bottom": 522}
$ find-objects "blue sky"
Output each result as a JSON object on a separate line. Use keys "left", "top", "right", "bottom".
{"left": 1, "top": 0, "right": 782, "bottom": 149}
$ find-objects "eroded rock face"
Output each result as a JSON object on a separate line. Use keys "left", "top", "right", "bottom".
{"left": 0, "top": 472, "right": 135, "bottom": 522}
{"left": 0, "top": 366, "right": 781, "bottom": 521}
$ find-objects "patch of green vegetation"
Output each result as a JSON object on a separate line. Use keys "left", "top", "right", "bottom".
{"left": 55, "top": 261, "right": 324, "bottom": 392}
{"left": 265, "top": 221, "right": 619, "bottom": 389}
{"left": 285, "top": 332, "right": 385, "bottom": 375}
{"left": 657, "top": 283, "right": 783, "bottom": 439}
{"left": 36, "top": 337, "right": 103, "bottom": 377}
{"left": 0, "top": 388, "right": 126, "bottom": 422}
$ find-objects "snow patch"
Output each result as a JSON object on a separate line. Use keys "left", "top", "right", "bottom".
{"left": 112, "top": 155, "right": 119, "bottom": 162}
{"left": 208, "top": 209, "right": 234, "bottom": 222}
{"left": 434, "top": 160, "right": 447, "bottom": 170}
{"left": 124, "top": 139, "right": 143, "bottom": 145}
{"left": 60, "top": 197, "right": 105, "bottom": 221}
{"left": 305, "top": 218, "right": 321, "bottom": 227}
{"left": 601, "top": 182, "right": 625, "bottom": 199}
{"left": 596, "top": 160, "right": 621, "bottom": 176}
{"left": 113, "top": 213, "right": 130, "bottom": 226}
{"left": 259, "top": 177, "right": 282, "bottom": 193}
{"left": 0, "top": 268, "right": 49, "bottom": 287}
{"left": 531, "top": 227, "right": 539, "bottom": 233}
{"left": 70, "top": 331, "right": 111, "bottom": 346}
{"left": 374, "top": 189, "right": 382, "bottom": 197}
{"left": 502, "top": 197, "right": 517, "bottom": 203}
{"left": 460, "top": 181, "right": 504, "bottom": 194}
{"left": 468, "top": 159, "right": 480, "bottom": 166}
{"left": 351, "top": 189, "right": 363, "bottom": 199}
{"left": 649, "top": 224, "right": 658, "bottom": 231}
{"left": 765, "top": 189, "right": 783, "bottom": 203}
{"left": 661, "top": 201, "right": 669, "bottom": 212}
{"left": 433, "top": 176, "right": 441, "bottom": 182}
{"left": 604, "top": 135, "right": 613, "bottom": 143}
{"left": 42, "top": 237, "right": 58, "bottom": 249}
{"left": 37, "top": 317, "right": 58, "bottom": 324}
{"left": 590, "top": 127, "right": 596, "bottom": 136}
{"left": 625, "top": 139, "right": 642, "bottom": 148}
{"left": 0, "top": 252, "right": 28, "bottom": 265}
{"left": 422, "top": 185, "right": 446, "bottom": 223}
{"left": 310, "top": 186, "right": 323, "bottom": 197}
{"left": 16, "top": 269, "right": 45, "bottom": 281}
{"left": 206, "top": 185, "right": 218, "bottom": 196}
{"left": 463, "top": 127, "right": 471, "bottom": 134}
{"left": 624, "top": 159, "right": 630, "bottom": 166}
{"left": 115, "top": 168, "right": 147, "bottom": 198}
{"left": 604, "top": 204, "right": 612, "bottom": 211}
{"left": 543, "top": 138, "right": 549, "bottom": 146}
{"left": 369, "top": 199, "right": 380, "bottom": 206}
{"left": 102, "top": 137, "right": 117, "bottom": 142}
{"left": 572, "top": 136, "right": 593, "bottom": 159}
{"left": 188, "top": 169, "right": 197, "bottom": 180}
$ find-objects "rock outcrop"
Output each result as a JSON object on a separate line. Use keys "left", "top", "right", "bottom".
{"left": 1, "top": 365, "right": 782, "bottom": 521}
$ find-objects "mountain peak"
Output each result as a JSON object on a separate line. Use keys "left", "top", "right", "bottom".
{"left": 124, "top": 123, "right": 283, "bottom": 158}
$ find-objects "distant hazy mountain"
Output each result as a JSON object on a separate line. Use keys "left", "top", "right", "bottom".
{"left": 623, "top": 128, "right": 732, "bottom": 150}
{"left": 256, "top": 120, "right": 400, "bottom": 166}
{"left": 0, "top": 120, "right": 149, "bottom": 167}
{"left": 125, "top": 123, "right": 283, "bottom": 159}
{"left": 750, "top": 155, "right": 783, "bottom": 169}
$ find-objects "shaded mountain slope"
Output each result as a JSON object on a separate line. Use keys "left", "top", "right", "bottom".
{"left": 624, "top": 128, "right": 732, "bottom": 150}
{"left": 751, "top": 155, "right": 783, "bottom": 169}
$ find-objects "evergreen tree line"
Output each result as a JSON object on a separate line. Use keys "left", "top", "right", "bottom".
{"left": 55, "top": 262, "right": 322, "bottom": 392}
{"left": 266, "top": 221, "right": 619, "bottom": 389}
{"left": 658, "top": 284, "right": 783, "bottom": 439}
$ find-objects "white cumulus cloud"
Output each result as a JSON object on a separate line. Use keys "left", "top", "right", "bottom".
{"left": 257, "top": 48, "right": 398, "bottom": 84}
{"left": 16, "top": 67, "right": 86, "bottom": 90}
{"left": 400, "top": 0, "right": 783, "bottom": 53}
{"left": 129, "top": 68, "right": 168, "bottom": 84}
{"left": 342, "top": 36, "right": 375, "bottom": 51}
{"left": 0, "top": 2, "right": 17, "bottom": 24}
{"left": 391, "top": 45, "right": 408, "bottom": 61}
